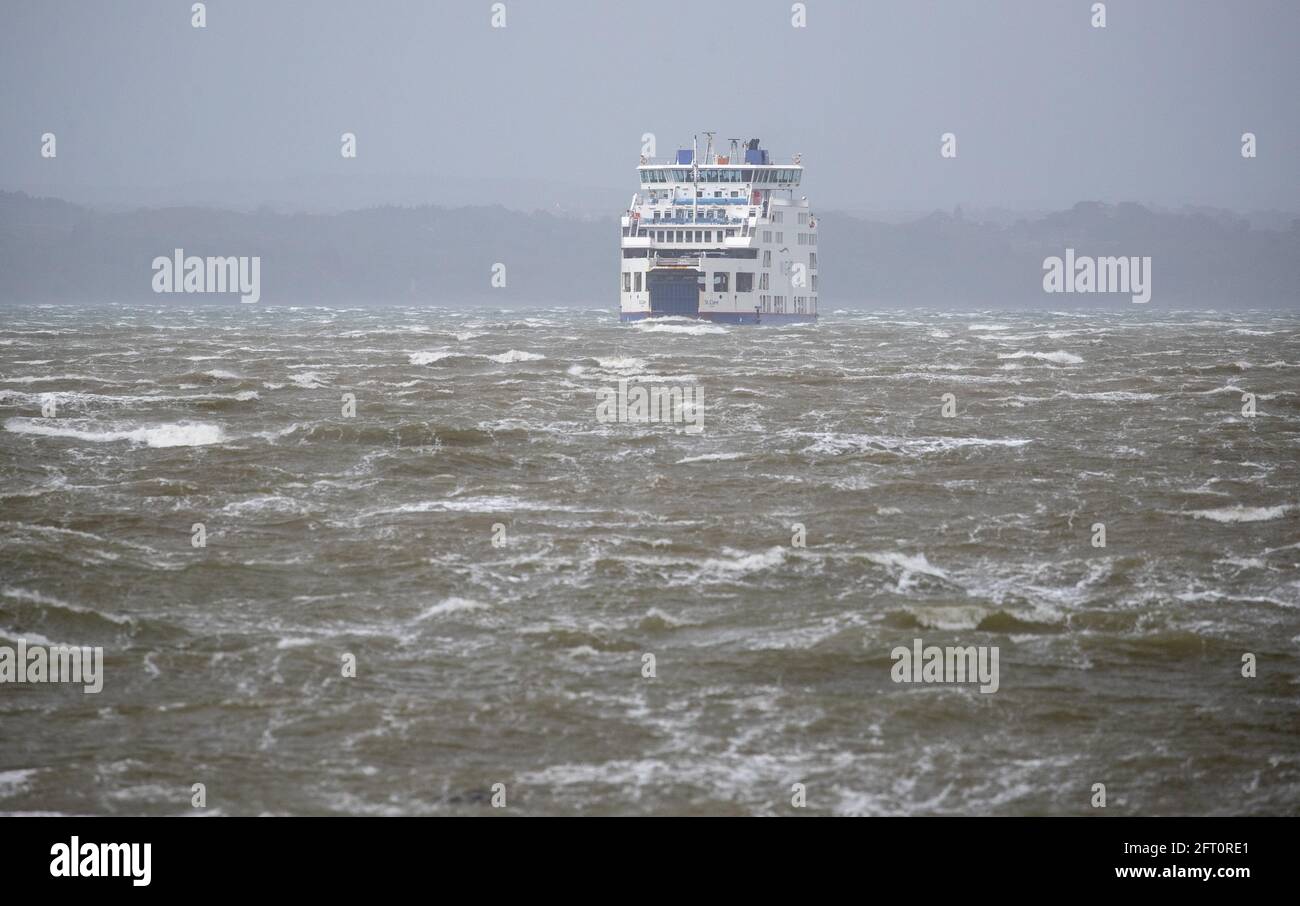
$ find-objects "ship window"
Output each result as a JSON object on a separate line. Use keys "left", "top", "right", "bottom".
{"left": 762, "top": 250, "right": 771, "bottom": 266}
{"left": 694, "top": 230, "right": 702, "bottom": 242}
{"left": 713, "top": 273, "right": 729, "bottom": 292}
{"left": 622, "top": 272, "right": 631, "bottom": 292}
{"left": 736, "top": 272, "right": 754, "bottom": 292}
{"left": 811, "top": 275, "right": 818, "bottom": 290}
{"left": 759, "top": 273, "right": 769, "bottom": 290}
{"left": 762, "top": 231, "right": 771, "bottom": 243}
{"left": 634, "top": 272, "right": 642, "bottom": 292}
{"left": 810, "top": 252, "right": 817, "bottom": 268}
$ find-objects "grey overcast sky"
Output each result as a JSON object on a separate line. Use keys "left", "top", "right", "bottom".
{"left": 1, "top": 0, "right": 1296, "bottom": 214}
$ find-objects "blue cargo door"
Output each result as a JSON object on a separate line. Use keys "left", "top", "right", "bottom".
{"left": 647, "top": 269, "right": 700, "bottom": 317}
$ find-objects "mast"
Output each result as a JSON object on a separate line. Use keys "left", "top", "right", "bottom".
{"left": 691, "top": 134, "right": 698, "bottom": 225}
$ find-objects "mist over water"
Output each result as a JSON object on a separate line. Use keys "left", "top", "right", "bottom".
{"left": 1, "top": 304, "right": 1297, "bottom": 815}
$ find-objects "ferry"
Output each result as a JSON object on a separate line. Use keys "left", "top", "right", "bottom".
{"left": 619, "top": 135, "right": 818, "bottom": 324}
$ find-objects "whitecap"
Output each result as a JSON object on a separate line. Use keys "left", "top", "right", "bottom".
{"left": 998, "top": 350, "right": 1083, "bottom": 365}
{"left": 415, "top": 597, "right": 489, "bottom": 620}
{"left": 484, "top": 350, "right": 545, "bottom": 363}
{"left": 4, "top": 417, "right": 225, "bottom": 447}
{"left": 632, "top": 321, "right": 727, "bottom": 335}
{"left": 1188, "top": 505, "right": 1292, "bottom": 523}
{"left": 408, "top": 349, "right": 458, "bottom": 365}
{"left": 288, "top": 372, "right": 327, "bottom": 388}
{"left": 675, "top": 452, "right": 745, "bottom": 464}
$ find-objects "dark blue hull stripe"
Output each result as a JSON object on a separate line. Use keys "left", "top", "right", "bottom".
{"left": 620, "top": 311, "right": 817, "bottom": 325}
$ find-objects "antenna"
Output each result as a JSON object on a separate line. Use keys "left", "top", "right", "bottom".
{"left": 703, "top": 131, "right": 715, "bottom": 164}
{"left": 692, "top": 135, "right": 698, "bottom": 224}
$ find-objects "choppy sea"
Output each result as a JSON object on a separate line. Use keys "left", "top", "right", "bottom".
{"left": 1, "top": 304, "right": 1297, "bottom": 815}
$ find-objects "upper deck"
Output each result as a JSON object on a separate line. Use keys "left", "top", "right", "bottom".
{"left": 637, "top": 164, "right": 803, "bottom": 189}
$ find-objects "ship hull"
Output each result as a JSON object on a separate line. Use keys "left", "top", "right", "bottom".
{"left": 619, "top": 311, "right": 817, "bottom": 325}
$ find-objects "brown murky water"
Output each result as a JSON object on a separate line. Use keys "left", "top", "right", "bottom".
{"left": 1, "top": 304, "right": 1297, "bottom": 815}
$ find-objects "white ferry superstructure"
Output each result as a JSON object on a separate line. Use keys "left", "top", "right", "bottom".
{"left": 619, "top": 135, "right": 818, "bottom": 324}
